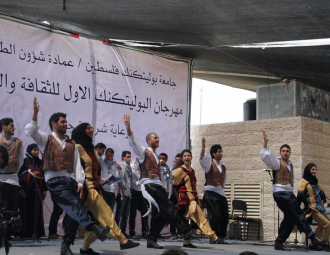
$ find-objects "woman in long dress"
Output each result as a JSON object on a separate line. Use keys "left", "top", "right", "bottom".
{"left": 71, "top": 123, "right": 139, "bottom": 255}
{"left": 18, "top": 143, "right": 47, "bottom": 238}
{"left": 172, "top": 149, "right": 224, "bottom": 248}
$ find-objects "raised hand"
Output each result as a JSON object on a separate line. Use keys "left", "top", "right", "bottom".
{"left": 202, "top": 137, "right": 206, "bottom": 149}
{"left": 124, "top": 114, "right": 132, "bottom": 136}
{"left": 32, "top": 97, "right": 40, "bottom": 121}
{"left": 263, "top": 131, "right": 269, "bottom": 148}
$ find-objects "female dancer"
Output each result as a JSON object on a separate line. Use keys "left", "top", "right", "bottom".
{"left": 71, "top": 123, "right": 139, "bottom": 255}
{"left": 297, "top": 163, "right": 330, "bottom": 251}
{"left": 18, "top": 143, "right": 47, "bottom": 238}
{"left": 172, "top": 149, "right": 224, "bottom": 248}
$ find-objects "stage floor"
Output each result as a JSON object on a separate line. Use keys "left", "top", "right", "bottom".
{"left": 5, "top": 236, "right": 327, "bottom": 255}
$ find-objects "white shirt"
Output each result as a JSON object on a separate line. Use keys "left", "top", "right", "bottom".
{"left": 128, "top": 134, "right": 162, "bottom": 186}
{"left": 131, "top": 160, "right": 141, "bottom": 191}
{"left": 100, "top": 158, "right": 119, "bottom": 193}
{"left": 199, "top": 153, "right": 226, "bottom": 197}
{"left": 25, "top": 120, "right": 85, "bottom": 186}
{"left": 0, "top": 134, "right": 24, "bottom": 186}
{"left": 260, "top": 147, "right": 294, "bottom": 193}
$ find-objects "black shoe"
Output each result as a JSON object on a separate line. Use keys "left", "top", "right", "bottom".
{"left": 61, "top": 242, "right": 73, "bottom": 255}
{"left": 312, "top": 236, "right": 328, "bottom": 247}
{"left": 322, "top": 245, "right": 330, "bottom": 252}
{"left": 309, "top": 244, "right": 323, "bottom": 251}
{"left": 147, "top": 242, "right": 163, "bottom": 249}
{"left": 183, "top": 230, "right": 202, "bottom": 240}
{"left": 120, "top": 239, "right": 140, "bottom": 250}
{"left": 210, "top": 237, "right": 226, "bottom": 244}
{"left": 80, "top": 248, "right": 100, "bottom": 255}
{"left": 91, "top": 225, "right": 110, "bottom": 242}
{"left": 183, "top": 243, "right": 198, "bottom": 248}
{"left": 274, "top": 242, "right": 291, "bottom": 251}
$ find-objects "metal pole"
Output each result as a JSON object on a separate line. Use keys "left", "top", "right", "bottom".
{"left": 200, "top": 86, "right": 203, "bottom": 125}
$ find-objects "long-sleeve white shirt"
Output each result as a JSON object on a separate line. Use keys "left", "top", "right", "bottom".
{"left": 131, "top": 160, "right": 141, "bottom": 191}
{"left": 160, "top": 164, "right": 172, "bottom": 193}
{"left": 127, "top": 135, "right": 163, "bottom": 187}
{"left": 25, "top": 120, "right": 85, "bottom": 186}
{"left": 0, "top": 134, "right": 24, "bottom": 186}
{"left": 260, "top": 147, "right": 294, "bottom": 193}
{"left": 100, "top": 158, "right": 119, "bottom": 193}
{"left": 199, "top": 153, "right": 226, "bottom": 197}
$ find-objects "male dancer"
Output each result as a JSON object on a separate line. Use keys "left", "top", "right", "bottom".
{"left": 261, "top": 131, "right": 327, "bottom": 250}
{"left": 0, "top": 118, "right": 23, "bottom": 216}
{"left": 124, "top": 114, "right": 200, "bottom": 249}
{"left": 199, "top": 137, "right": 228, "bottom": 243}
{"left": 25, "top": 98, "right": 109, "bottom": 255}
{"left": 129, "top": 157, "right": 149, "bottom": 238}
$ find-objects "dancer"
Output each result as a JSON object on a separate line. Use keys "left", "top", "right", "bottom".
{"left": 71, "top": 123, "right": 140, "bottom": 254}
{"left": 18, "top": 144, "right": 47, "bottom": 238}
{"left": 199, "top": 137, "right": 228, "bottom": 243}
{"left": 260, "top": 131, "right": 327, "bottom": 250}
{"left": 0, "top": 118, "right": 23, "bottom": 223}
{"left": 25, "top": 97, "right": 110, "bottom": 255}
{"left": 124, "top": 114, "right": 200, "bottom": 249}
{"left": 173, "top": 149, "right": 224, "bottom": 248}
{"left": 297, "top": 163, "right": 330, "bottom": 251}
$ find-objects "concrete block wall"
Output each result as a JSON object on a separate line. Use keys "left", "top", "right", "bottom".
{"left": 190, "top": 116, "right": 330, "bottom": 241}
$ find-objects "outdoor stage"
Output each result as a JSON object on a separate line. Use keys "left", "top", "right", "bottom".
{"left": 6, "top": 236, "right": 326, "bottom": 255}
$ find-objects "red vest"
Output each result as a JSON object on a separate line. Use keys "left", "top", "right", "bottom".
{"left": 275, "top": 159, "right": 293, "bottom": 187}
{"left": 205, "top": 161, "right": 226, "bottom": 187}
{"left": 43, "top": 135, "right": 75, "bottom": 173}
{"left": 141, "top": 149, "right": 161, "bottom": 180}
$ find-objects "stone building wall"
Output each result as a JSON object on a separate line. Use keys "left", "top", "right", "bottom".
{"left": 190, "top": 116, "right": 330, "bottom": 241}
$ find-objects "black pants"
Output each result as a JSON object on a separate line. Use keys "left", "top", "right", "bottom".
{"left": 0, "top": 182, "right": 20, "bottom": 237}
{"left": 145, "top": 183, "right": 191, "bottom": 242}
{"left": 48, "top": 195, "right": 64, "bottom": 235}
{"left": 129, "top": 189, "right": 149, "bottom": 236}
{"left": 273, "top": 191, "right": 314, "bottom": 243}
{"left": 103, "top": 191, "right": 116, "bottom": 211}
{"left": 47, "top": 176, "right": 96, "bottom": 245}
{"left": 203, "top": 191, "right": 229, "bottom": 238}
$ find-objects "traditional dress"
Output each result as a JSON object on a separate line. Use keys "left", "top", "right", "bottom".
{"left": 199, "top": 153, "right": 229, "bottom": 239}
{"left": 172, "top": 166, "right": 217, "bottom": 240}
{"left": 18, "top": 144, "right": 47, "bottom": 238}
{"left": 25, "top": 120, "right": 96, "bottom": 247}
{"left": 297, "top": 163, "right": 330, "bottom": 241}
{"left": 71, "top": 123, "right": 126, "bottom": 247}
{"left": 260, "top": 148, "right": 317, "bottom": 245}
{"left": 128, "top": 134, "right": 194, "bottom": 245}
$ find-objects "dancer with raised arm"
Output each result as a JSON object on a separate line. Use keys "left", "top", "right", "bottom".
{"left": 199, "top": 137, "right": 228, "bottom": 244}
{"left": 173, "top": 149, "right": 225, "bottom": 248}
{"left": 25, "top": 97, "right": 110, "bottom": 255}
{"left": 260, "top": 131, "right": 327, "bottom": 251}
{"left": 124, "top": 114, "right": 200, "bottom": 249}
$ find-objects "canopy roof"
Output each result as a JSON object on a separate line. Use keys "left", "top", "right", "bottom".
{"left": 2, "top": 1, "right": 330, "bottom": 91}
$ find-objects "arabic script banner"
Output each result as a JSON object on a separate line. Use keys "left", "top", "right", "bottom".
{"left": 0, "top": 15, "right": 190, "bottom": 165}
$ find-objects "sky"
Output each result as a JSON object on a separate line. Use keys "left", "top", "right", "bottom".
{"left": 190, "top": 78, "right": 256, "bottom": 126}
